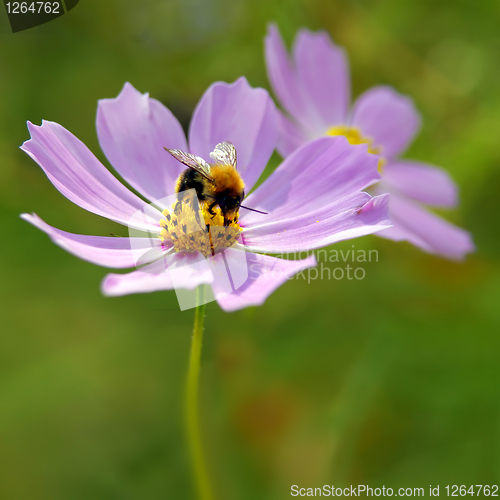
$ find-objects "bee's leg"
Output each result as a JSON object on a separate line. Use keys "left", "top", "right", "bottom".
{"left": 208, "top": 201, "right": 218, "bottom": 219}
{"left": 174, "top": 201, "right": 183, "bottom": 215}
{"left": 187, "top": 197, "right": 202, "bottom": 228}
{"left": 194, "top": 207, "right": 204, "bottom": 229}
{"left": 173, "top": 188, "right": 187, "bottom": 215}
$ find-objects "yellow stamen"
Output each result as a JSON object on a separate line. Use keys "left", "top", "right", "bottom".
{"left": 327, "top": 125, "right": 385, "bottom": 172}
{"left": 159, "top": 201, "right": 241, "bottom": 258}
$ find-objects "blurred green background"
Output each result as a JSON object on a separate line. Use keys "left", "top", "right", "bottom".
{"left": 1, "top": 0, "right": 499, "bottom": 498}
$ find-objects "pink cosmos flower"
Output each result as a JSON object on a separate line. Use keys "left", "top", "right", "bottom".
{"left": 21, "top": 78, "right": 391, "bottom": 311}
{"left": 265, "top": 25, "right": 474, "bottom": 260}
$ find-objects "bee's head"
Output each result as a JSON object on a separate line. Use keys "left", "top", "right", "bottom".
{"left": 217, "top": 192, "right": 244, "bottom": 221}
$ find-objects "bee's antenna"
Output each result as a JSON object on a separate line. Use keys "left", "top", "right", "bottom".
{"left": 239, "top": 205, "right": 268, "bottom": 215}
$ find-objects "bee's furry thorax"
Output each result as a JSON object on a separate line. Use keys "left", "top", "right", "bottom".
{"left": 174, "top": 164, "right": 245, "bottom": 200}
{"left": 208, "top": 164, "right": 245, "bottom": 197}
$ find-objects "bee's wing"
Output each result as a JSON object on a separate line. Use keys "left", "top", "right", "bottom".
{"left": 164, "top": 148, "right": 215, "bottom": 183}
{"left": 210, "top": 142, "right": 237, "bottom": 170}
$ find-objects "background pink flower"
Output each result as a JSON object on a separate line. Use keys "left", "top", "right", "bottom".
{"left": 265, "top": 25, "right": 474, "bottom": 261}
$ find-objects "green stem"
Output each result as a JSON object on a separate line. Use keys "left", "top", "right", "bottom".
{"left": 185, "top": 286, "right": 213, "bottom": 500}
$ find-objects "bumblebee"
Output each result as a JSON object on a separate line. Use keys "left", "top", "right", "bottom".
{"left": 165, "top": 141, "right": 265, "bottom": 225}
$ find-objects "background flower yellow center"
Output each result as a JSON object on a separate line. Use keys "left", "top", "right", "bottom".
{"left": 327, "top": 125, "right": 385, "bottom": 171}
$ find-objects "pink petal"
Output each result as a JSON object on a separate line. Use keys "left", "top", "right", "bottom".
{"left": 212, "top": 250, "right": 317, "bottom": 312}
{"left": 265, "top": 25, "right": 312, "bottom": 136}
{"left": 188, "top": 77, "right": 278, "bottom": 193}
{"left": 292, "top": 28, "right": 350, "bottom": 130}
{"left": 377, "top": 193, "right": 474, "bottom": 260}
{"left": 97, "top": 82, "right": 188, "bottom": 202}
{"left": 241, "top": 136, "right": 380, "bottom": 226}
{"left": 350, "top": 86, "right": 421, "bottom": 159}
{"left": 265, "top": 25, "right": 350, "bottom": 142}
{"left": 102, "top": 251, "right": 214, "bottom": 297}
{"left": 21, "top": 121, "right": 161, "bottom": 232}
{"left": 242, "top": 193, "right": 391, "bottom": 253}
{"left": 382, "top": 160, "right": 458, "bottom": 207}
{"left": 276, "top": 110, "right": 309, "bottom": 158}
{"left": 22, "top": 213, "right": 163, "bottom": 268}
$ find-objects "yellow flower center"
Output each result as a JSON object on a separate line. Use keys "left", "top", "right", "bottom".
{"left": 159, "top": 201, "right": 242, "bottom": 258}
{"left": 327, "top": 125, "right": 385, "bottom": 172}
